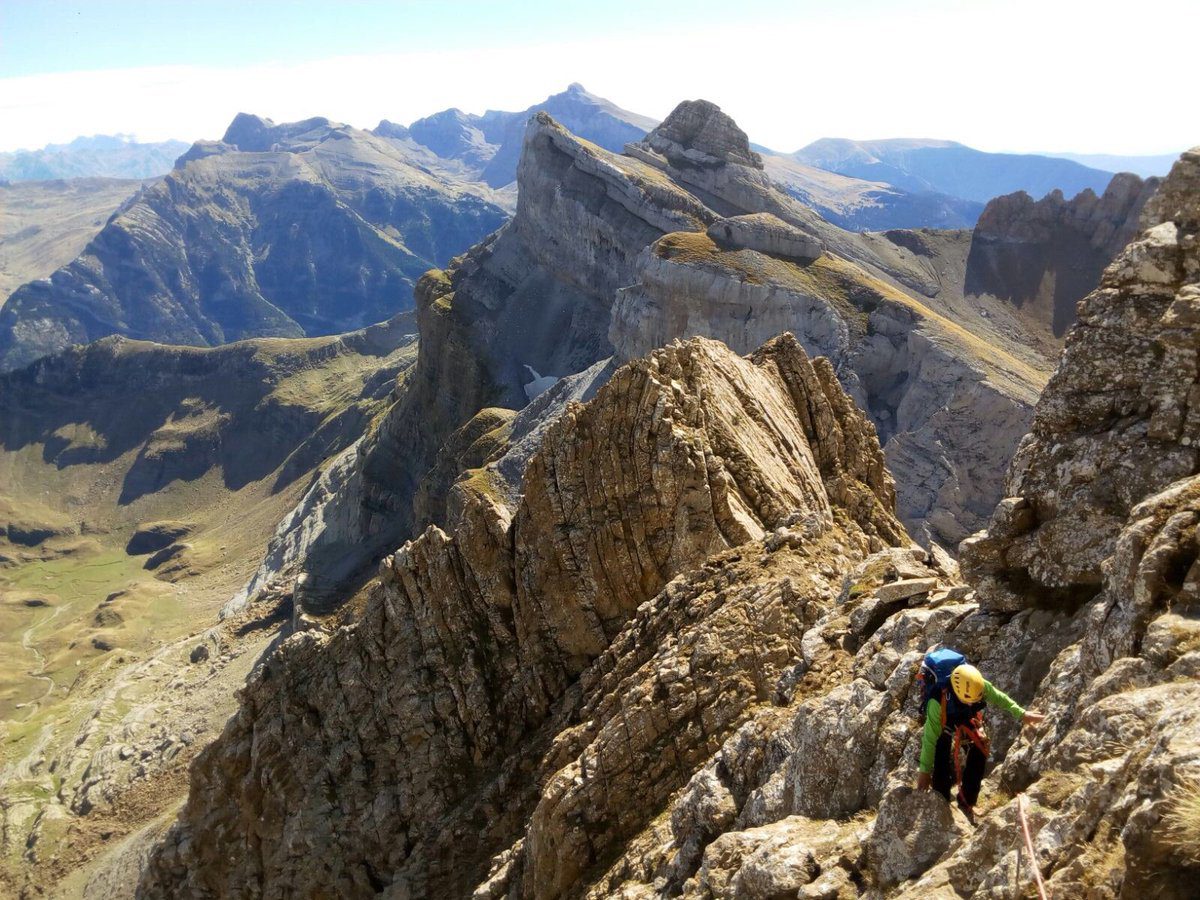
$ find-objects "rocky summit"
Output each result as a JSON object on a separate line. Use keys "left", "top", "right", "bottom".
{"left": 139, "top": 142, "right": 1200, "bottom": 900}
{"left": 236, "top": 99, "right": 1064, "bottom": 620}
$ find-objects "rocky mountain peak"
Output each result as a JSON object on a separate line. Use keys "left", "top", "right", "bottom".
{"left": 407, "top": 107, "right": 492, "bottom": 164}
{"left": 641, "top": 98, "right": 763, "bottom": 169}
{"left": 372, "top": 118, "right": 410, "bottom": 140}
{"left": 965, "top": 171, "right": 1161, "bottom": 336}
{"left": 219, "top": 112, "right": 339, "bottom": 152}
{"left": 962, "top": 145, "right": 1200, "bottom": 610}
{"left": 139, "top": 332, "right": 910, "bottom": 897}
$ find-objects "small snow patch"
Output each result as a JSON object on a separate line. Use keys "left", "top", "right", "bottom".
{"left": 523, "top": 365, "right": 558, "bottom": 401}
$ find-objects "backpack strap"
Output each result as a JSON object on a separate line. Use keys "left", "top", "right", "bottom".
{"left": 939, "top": 689, "right": 947, "bottom": 731}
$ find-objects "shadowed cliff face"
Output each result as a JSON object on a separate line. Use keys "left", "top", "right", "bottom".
{"left": 0, "top": 116, "right": 508, "bottom": 371}
{"left": 962, "top": 148, "right": 1200, "bottom": 611}
{"left": 965, "top": 172, "right": 1160, "bottom": 337}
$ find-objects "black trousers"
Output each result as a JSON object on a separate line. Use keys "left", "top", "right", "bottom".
{"left": 932, "top": 729, "right": 986, "bottom": 805}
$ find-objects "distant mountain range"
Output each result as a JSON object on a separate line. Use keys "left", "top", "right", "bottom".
{"left": 0, "top": 84, "right": 1173, "bottom": 371}
{"left": 0, "top": 116, "right": 508, "bottom": 371}
{"left": 793, "top": 137, "right": 1117, "bottom": 204}
{"left": 374, "top": 82, "right": 657, "bottom": 188}
{"left": 374, "top": 84, "right": 987, "bottom": 230}
{"left": 0, "top": 135, "right": 189, "bottom": 182}
{"left": 0, "top": 177, "right": 146, "bottom": 305}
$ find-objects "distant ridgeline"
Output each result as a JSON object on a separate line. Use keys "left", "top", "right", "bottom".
{"left": 0, "top": 85, "right": 1163, "bottom": 375}
{"left": 0, "top": 134, "right": 190, "bottom": 182}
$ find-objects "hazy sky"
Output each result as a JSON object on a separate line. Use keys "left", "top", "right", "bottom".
{"left": 1, "top": 0, "right": 1196, "bottom": 155}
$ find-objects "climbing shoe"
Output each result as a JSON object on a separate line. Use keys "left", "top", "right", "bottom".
{"left": 956, "top": 793, "right": 977, "bottom": 826}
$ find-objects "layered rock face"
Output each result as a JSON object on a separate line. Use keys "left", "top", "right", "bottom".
{"left": 238, "top": 99, "right": 1058, "bottom": 625}
{"left": 965, "top": 172, "right": 1160, "bottom": 336}
{"left": 143, "top": 148, "right": 1200, "bottom": 900}
{"left": 0, "top": 115, "right": 508, "bottom": 371}
{"left": 962, "top": 148, "right": 1199, "bottom": 610}
{"left": 233, "top": 113, "right": 712, "bottom": 613}
{"left": 140, "top": 334, "right": 908, "bottom": 897}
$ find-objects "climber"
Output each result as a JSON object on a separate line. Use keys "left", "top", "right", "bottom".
{"left": 913, "top": 649, "right": 1045, "bottom": 823}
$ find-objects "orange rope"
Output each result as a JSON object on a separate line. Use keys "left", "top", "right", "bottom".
{"left": 1017, "top": 793, "right": 1050, "bottom": 900}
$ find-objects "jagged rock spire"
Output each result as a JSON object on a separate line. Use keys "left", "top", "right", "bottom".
{"left": 641, "top": 98, "right": 763, "bottom": 169}
{"left": 962, "top": 146, "right": 1200, "bottom": 610}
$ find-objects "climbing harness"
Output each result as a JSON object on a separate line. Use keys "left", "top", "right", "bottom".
{"left": 949, "top": 710, "right": 990, "bottom": 790}
{"left": 933, "top": 681, "right": 991, "bottom": 794}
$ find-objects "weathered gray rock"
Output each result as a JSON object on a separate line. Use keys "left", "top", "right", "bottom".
{"left": 962, "top": 147, "right": 1200, "bottom": 611}
{"left": 875, "top": 577, "right": 938, "bottom": 602}
{"left": 707, "top": 213, "right": 823, "bottom": 262}
{"left": 639, "top": 99, "right": 762, "bottom": 170}
{"left": 866, "top": 785, "right": 964, "bottom": 887}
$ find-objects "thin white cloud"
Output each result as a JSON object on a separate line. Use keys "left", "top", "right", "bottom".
{"left": 0, "top": 1, "right": 1195, "bottom": 155}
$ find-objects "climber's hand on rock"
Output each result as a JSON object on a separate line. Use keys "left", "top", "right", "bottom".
{"left": 916, "top": 772, "right": 932, "bottom": 791}
{"left": 1022, "top": 711, "right": 1046, "bottom": 727}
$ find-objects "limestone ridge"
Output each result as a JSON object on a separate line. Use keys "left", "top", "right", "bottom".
{"left": 962, "top": 147, "right": 1200, "bottom": 611}
{"left": 139, "top": 334, "right": 909, "bottom": 898}
{"left": 231, "top": 112, "right": 712, "bottom": 613}
{"left": 0, "top": 114, "right": 509, "bottom": 371}
{"left": 965, "top": 172, "right": 1160, "bottom": 336}
{"left": 238, "top": 100, "right": 1051, "bottom": 622}
{"left": 614, "top": 102, "right": 1044, "bottom": 546}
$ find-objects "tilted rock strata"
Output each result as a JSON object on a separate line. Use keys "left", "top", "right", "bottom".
{"left": 235, "top": 112, "right": 715, "bottom": 614}
{"left": 139, "top": 334, "right": 908, "bottom": 897}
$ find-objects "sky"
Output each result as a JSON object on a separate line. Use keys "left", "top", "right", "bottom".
{"left": 0, "top": 0, "right": 1196, "bottom": 155}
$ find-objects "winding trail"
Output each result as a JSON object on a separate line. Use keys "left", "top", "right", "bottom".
{"left": 18, "top": 602, "right": 71, "bottom": 721}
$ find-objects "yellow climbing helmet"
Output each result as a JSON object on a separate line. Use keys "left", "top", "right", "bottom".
{"left": 950, "top": 664, "right": 985, "bottom": 704}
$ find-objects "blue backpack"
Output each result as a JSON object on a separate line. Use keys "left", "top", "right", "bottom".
{"left": 915, "top": 647, "right": 976, "bottom": 724}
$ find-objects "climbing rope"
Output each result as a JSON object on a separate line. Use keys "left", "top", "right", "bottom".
{"left": 1016, "top": 793, "right": 1050, "bottom": 900}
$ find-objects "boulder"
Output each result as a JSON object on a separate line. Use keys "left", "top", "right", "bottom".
{"left": 708, "top": 213, "right": 823, "bottom": 262}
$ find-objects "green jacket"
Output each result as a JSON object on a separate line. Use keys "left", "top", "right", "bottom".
{"left": 919, "top": 680, "right": 1026, "bottom": 774}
